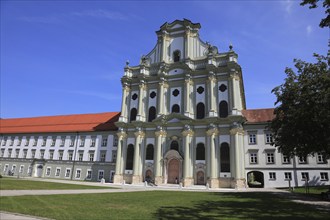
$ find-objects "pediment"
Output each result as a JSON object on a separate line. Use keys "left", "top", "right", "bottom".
{"left": 153, "top": 113, "right": 192, "bottom": 124}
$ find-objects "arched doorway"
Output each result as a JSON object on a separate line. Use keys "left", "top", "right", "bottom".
{"left": 247, "top": 171, "right": 264, "bottom": 188}
{"left": 170, "top": 140, "right": 179, "bottom": 151}
{"left": 196, "top": 171, "right": 205, "bottom": 185}
{"left": 167, "top": 159, "right": 180, "bottom": 184}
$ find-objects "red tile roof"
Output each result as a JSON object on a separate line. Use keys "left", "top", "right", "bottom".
{"left": 0, "top": 112, "right": 120, "bottom": 134}
{"left": 242, "top": 108, "right": 275, "bottom": 123}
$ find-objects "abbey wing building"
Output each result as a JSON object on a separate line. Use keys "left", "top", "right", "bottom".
{"left": 1, "top": 20, "right": 329, "bottom": 188}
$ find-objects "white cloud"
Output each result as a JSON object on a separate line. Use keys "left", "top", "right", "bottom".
{"left": 18, "top": 16, "right": 61, "bottom": 24}
{"left": 282, "top": 0, "right": 294, "bottom": 14}
{"left": 71, "top": 9, "right": 129, "bottom": 20}
{"left": 306, "top": 25, "right": 312, "bottom": 35}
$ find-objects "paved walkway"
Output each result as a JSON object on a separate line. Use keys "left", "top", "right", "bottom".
{"left": 0, "top": 211, "right": 51, "bottom": 220}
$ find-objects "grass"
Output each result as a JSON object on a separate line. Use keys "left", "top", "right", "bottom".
{"left": 0, "top": 191, "right": 329, "bottom": 220}
{"left": 291, "top": 185, "right": 329, "bottom": 195}
{"left": 0, "top": 177, "right": 114, "bottom": 190}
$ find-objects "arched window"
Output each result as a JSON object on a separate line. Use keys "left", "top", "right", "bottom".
{"left": 196, "top": 102, "right": 205, "bottom": 119}
{"left": 196, "top": 143, "right": 205, "bottom": 160}
{"left": 219, "top": 101, "right": 228, "bottom": 118}
{"left": 220, "top": 142, "right": 230, "bottom": 172}
{"left": 125, "top": 144, "right": 134, "bottom": 170}
{"left": 172, "top": 104, "right": 180, "bottom": 113}
{"left": 146, "top": 144, "right": 154, "bottom": 160}
{"left": 173, "top": 50, "right": 181, "bottom": 62}
{"left": 130, "top": 108, "right": 137, "bottom": 122}
{"left": 148, "top": 107, "right": 156, "bottom": 122}
{"left": 170, "top": 140, "right": 179, "bottom": 151}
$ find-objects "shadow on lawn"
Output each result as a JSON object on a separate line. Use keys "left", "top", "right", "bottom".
{"left": 153, "top": 192, "right": 328, "bottom": 220}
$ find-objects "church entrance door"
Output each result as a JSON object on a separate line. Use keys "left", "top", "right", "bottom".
{"left": 167, "top": 159, "right": 179, "bottom": 184}
{"left": 196, "top": 171, "right": 205, "bottom": 185}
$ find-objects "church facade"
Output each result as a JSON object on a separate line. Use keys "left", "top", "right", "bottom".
{"left": 1, "top": 19, "right": 329, "bottom": 188}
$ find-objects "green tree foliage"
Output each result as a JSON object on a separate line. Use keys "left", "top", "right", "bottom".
{"left": 271, "top": 54, "right": 330, "bottom": 158}
{"left": 301, "top": 0, "right": 330, "bottom": 27}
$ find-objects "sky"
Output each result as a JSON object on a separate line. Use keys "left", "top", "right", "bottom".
{"left": 0, "top": 0, "right": 328, "bottom": 119}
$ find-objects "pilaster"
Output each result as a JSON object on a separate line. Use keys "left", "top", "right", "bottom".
{"left": 119, "top": 83, "right": 130, "bottom": 123}
{"left": 137, "top": 80, "right": 147, "bottom": 121}
{"left": 154, "top": 127, "right": 167, "bottom": 185}
{"left": 206, "top": 124, "right": 219, "bottom": 188}
{"left": 114, "top": 130, "right": 127, "bottom": 184}
{"left": 184, "top": 74, "right": 194, "bottom": 118}
{"left": 132, "top": 128, "right": 145, "bottom": 184}
{"left": 208, "top": 71, "right": 218, "bottom": 117}
{"left": 158, "top": 77, "right": 168, "bottom": 116}
{"left": 182, "top": 125, "right": 194, "bottom": 187}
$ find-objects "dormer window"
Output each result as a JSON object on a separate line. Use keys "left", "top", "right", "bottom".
{"left": 173, "top": 50, "right": 180, "bottom": 62}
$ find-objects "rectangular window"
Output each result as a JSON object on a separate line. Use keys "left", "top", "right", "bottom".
{"left": 266, "top": 152, "right": 275, "bottom": 164}
{"left": 60, "top": 136, "right": 65, "bottom": 147}
{"left": 11, "top": 165, "right": 16, "bottom": 173}
{"left": 78, "top": 152, "right": 84, "bottom": 161}
{"left": 10, "top": 137, "right": 14, "bottom": 146}
{"left": 51, "top": 137, "right": 56, "bottom": 146}
{"left": 70, "top": 136, "right": 75, "bottom": 147}
{"left": 27, "top": 166, "right": 32, "bottom": 176}
{"left": 89, "top": 152, "right": 94, "bottom": 162}
{"left": 33, "top": 137, "right": 38, "bottom": 146}
{"left": 25, "top": 137, "right": 30, "bottom": 146}
{"left": 282, "top": 155, "right": 291, "bottom": 164}
{"left": 4, "top": 164, "right": 9, "bottom": 173}
{"left": 269, "top": 172, "right": 276, "bottom": 180}
{"left": 49, "top": 150, "right": 54, "bottom": 160}
{"left": 90, "top": 136, "right": 96, "bottom": 147}
{"left": 55, "top": 168, "right": 61, "bottom": 177}
{"left": 317, "top": 154, "right": 326, "bottom": 164}
{"left": 100, "top": 151, "right": 106, "bottom": 162}
{"left": 248, "top": 134, "right": 257, "bottom": 144}
{"left": 98, "top": 170, "right": 104, "bottom": 180}
{"left": 15, "top": 149, "right": 20, "bottom": 158}
{"left": 42, "top": 137, "right": 47, "bottom": 146}
{"left": 17, "top": 137, "right": 22, "bottom": 146}
{"left": 75, "top": 169, "right": 81, "bottom": 179}
{"left": 2, "top": 137, "right": 6, "bottom": 146}
{"left": 68, "top": 151, "right": 73, "bottom": 161}
{"left": 284, "top": 172, "right": 292, "bottom": 180}
{"left": 23, "top": 149, "right": 27, "bottom": 159}
{"left": 320, "top": 172, "right": 329, "bottom": 181}
{"left": 301, "top": 172, "right": 309, "bottom": 181}
{"left": 112, "top": 151, "right": 117, "bottom": 162}
{"left": 8, "top": 149, "right": 12, "bottom": 158}
{"left": 65, "top": 168, "right": 71, "bottom": 178}
{"left": 58, "top": 151, "right": 63, "bottom": 160}
{"left": 46, "top": 167, "right": 51, "bottom": 176}
{"left": 113, "top": 136, "right": 118, "bottom": 147}
{"left": 31, "top": 150, "right": 36, "bottom": 159}
{"left": 250, "top": 152, "right": 258, "bottom": 164}
{"left": 19, "top": 165, "right": 24, "bottom": 173}
{"left": 40, "top": 150, "right": 45, "bottom": 159}
{"left": 298, "top": 156, "right": 307, "bottom": 164}
{"left": 86, "top": 170, "right": 92, "bottom": 180}
{"left": 1, "top": 149, "right": 5, "bottom": 157}
{"left": 80, "top": 136, "right": 85, "bottom": 147}
{"left": 265, "top": 133, "right": 273, "bottom": 144}
{"left": 102, "top": 136, "right": 108, "bottom": 146}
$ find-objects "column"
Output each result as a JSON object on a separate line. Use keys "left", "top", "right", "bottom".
{"left": 208, "top": 72, "right": 217, "bottom": 117}
{"left": 132, "top": 129, "right": 145, "bottom": 184}
{"left": 182, "top": 125, "right": 194, "bottom": 187}
{"left": 206, "top": 125, "right": 219, "bottom": 188}
{"left": 184, "top": 74, "right": 193, "bottom": 118}
{"left": 230, "top": 72, "right": 241, "bottom": 115}
{"left": 114, "top": 130, "right": 127, "bottom": 184}
{"left": 119, "top": 83, "right": 130, "bottom": 122}
{"left": 229, "top": 124, "right": 246, "bottom": 188}
{"left": 154, "top": 128, "right": 166, "bottom": 185}
{"left": 137, "top": 80, "right": 147, "bottom": 121}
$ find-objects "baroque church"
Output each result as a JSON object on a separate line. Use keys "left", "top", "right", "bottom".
{"left": 1, "top": 19, "right": 329, "bottom": 189}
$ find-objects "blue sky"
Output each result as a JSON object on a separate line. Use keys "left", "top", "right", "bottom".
{"left": 1, "top": 0, "right": 328, "bottom": 118}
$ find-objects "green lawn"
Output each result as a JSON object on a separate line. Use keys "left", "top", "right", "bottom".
{"left": 0, "top": 177, "right": 113, "bottom": 190}
{"left": 0, "top": 191, "right": 328, "bottom": 220}
{"left": 292, "top": 185, "right": 329, "bottom": 195}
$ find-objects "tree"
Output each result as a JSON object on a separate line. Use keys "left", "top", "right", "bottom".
{"left": 271, "top": 54, "right": 330, "bottom": 158}
{"left": 300, "top": 0, "right": 330, "bottom": 28}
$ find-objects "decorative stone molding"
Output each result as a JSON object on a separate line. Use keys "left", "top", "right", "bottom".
{"left": 155, "top": 130, "right": 167, "bottom": 137}
{"left": 206, "top": 124, "right": 219, "bottom": 136}
{"left": 117, "top": 131, "right": 127, "bottom": 139}
{"left": 181, "top": 125, "right": 194, "bottom": 137}
{"left": 229, "top": 122, "right": 244, "bottom": 135}
{"left": 134, "top": 130, "right": 145, "bottom": 138}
